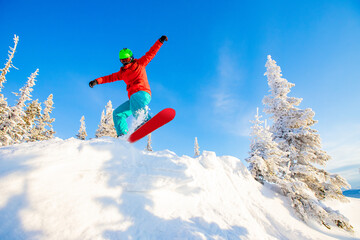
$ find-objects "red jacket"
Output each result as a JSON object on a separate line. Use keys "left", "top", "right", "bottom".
{"left": 96, "top": 40, "right": 163, "bottom": 99}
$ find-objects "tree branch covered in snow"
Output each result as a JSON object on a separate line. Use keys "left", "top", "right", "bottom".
{"left": 279, "top": 177, "right": 353, "bottom": 232}
{"left": 246, "top": 108, "right": 288, "bottom": 184}
{"left": 0, "top": 34, "right": 19, "bottom": 91}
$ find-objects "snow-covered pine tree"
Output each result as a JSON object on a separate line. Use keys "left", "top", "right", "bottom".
{"left": 23, "top": 99, "right": 42, "bottom": 142}
{"left": 262, "top": 55, "right": 352, "bottom": 232}
{"left": 28, "top": 94, "right": 55, "bottom": 142}
{"left": 95, "top": 101, "right": 117, "bottom": 138}
{"left": 76, "top": 116, "right": 87, "bottom": 140}
{"left": 29, "top": 109, "right": 45, "bottom": 142}
{"left": 42, "top": 94, "right": 55, "bottom": 139}
{"left": 95, "top": 110, "right": 105, "bottom": 138}
{"left": 146, "top": 133, "right": 153, "bottom": 151}
{"left": 0, "top": 98, "right": 11, "bottom": 146}
{"left": 0, "top": 35, "right": 18, "bottom": 114}
{"left": 0, "top": 35, "right": 19, "bottom": 146}
{"left": 194, "top": 137, "right": 200, "bottom": 157}
{"left": 0, "top": 69, "right": 38, "bottom": 145}
{"left": 246, "top": 108, "right": 288, "bottom": 184}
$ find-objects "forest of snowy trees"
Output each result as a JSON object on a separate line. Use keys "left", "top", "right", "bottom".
{"left": 246, "top": 55, "right": 353, "bottom": 232}
{"left": 0, "top": 35, "right": 123, "bottom": 147}
{"left": 0, "top": 35, "right": 55, "bottom": 146}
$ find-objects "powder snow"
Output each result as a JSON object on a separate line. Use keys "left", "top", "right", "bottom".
{"left": 0, "top": 137, "right": 359, "bottom": 240}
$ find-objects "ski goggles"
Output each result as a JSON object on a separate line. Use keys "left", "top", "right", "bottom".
{"left": 120, "top": 58, "right": 132, "bottom": 64}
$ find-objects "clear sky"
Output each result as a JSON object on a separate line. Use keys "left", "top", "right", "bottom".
{"left": 1, "top": 0, "right": 360, "bottom": 187}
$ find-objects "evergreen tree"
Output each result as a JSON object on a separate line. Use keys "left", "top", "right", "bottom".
{"left": 95, "top": 110, "right": 105, "bottom": 138}
{"left": 0, "top": 106, "right": 12, "bottom": 146}
{"left": 23, "top": 99, "right": 42, "bottom": 142}
{"left": 0, "top": 35, "right": 18, "bottom": 118}
{"left": 42, "top": 94, "right": 55, "bottom": 139}
{"left": 194, "top": 137, "right": 200, "bottom": 157}
{"left": 0, "top": 35, "right": 19, "bottom": 146}
{"left": 0, "top": 97, "right": 11, "bottom": 146}
{"left": 29, "top": 109, "right": 45, "bottom": 141}
{"left": 262, "top": 55, "right": 352, "bottom": 232}
{"left": 246, "top": 108, "right": 288, "bottom": 184}
{"left": 28, "top": 94, "right": 55, "bottom": 141}
{"left": 76, "top": 116, "right": 87, "bottom": 140}
{"left": 0, "top": 69, "right": 38, "bottom": 145}
{"left": 96, "top": 101, "right": 117, "bottom": 138}
{"left": 13, "top": 70, "right": 38, "bottom": 141}
{"left": 146, "top": 133, "right": 153, "bottom": 151}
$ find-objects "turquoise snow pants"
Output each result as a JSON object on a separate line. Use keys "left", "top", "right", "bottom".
{"left": 113, "top": 91, "right": 151, "bottom": 136}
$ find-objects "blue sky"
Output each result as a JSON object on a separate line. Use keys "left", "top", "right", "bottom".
{"left": 1, "top": 1, "right": 360, "bottom": 187}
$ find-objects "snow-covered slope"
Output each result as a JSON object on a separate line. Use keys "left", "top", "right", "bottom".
{"left": 0, "top": 138, "right": 358, "bottom": 240}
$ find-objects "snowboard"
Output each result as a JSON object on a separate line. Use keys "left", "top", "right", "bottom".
{"left": 128, "top": 108, "right": 176, "bottom": 143}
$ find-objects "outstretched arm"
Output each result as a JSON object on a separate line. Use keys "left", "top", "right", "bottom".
{"left": 138, "top": 35, "right": 168, "bottom": 67}
{"left": 92, "top": 71, "right": 123, "bottom": 87}
{"left": 89, "top": 71, "right": 123, "bottom": 88}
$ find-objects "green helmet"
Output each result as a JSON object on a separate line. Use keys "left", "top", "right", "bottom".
{"left": 119, "top": 48, "right": 133, "bottom": 60}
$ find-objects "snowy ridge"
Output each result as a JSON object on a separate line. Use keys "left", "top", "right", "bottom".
{"left": 0, "top": 138, "right": 359, "bottom": 240}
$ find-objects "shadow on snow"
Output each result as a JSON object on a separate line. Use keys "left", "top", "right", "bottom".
{"left": 0, "top": 182, "right": 43, "bottom": 240}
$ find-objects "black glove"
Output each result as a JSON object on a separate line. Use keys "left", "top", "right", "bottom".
{"left": 89, "top": 80, "right": 98, "bottom": 88}
{"left": 159, "top": 35, "right": 168, "bottom": 43}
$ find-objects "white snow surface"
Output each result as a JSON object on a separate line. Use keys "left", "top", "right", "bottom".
{"left": 0, "top": 137, "right": 358, "bottom": 240}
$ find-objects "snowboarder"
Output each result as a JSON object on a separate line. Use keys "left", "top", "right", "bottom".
{"left": 89, "top": 35, "right": 168, "bottom": 137}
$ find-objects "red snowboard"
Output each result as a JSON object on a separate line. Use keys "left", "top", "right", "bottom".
{"left": 128, "top": 108, "right": 176, "bottom": 143}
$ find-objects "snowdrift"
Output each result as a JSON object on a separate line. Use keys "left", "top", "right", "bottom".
{"left": 0, "top": 138, "right": 358, "bottom": 240}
